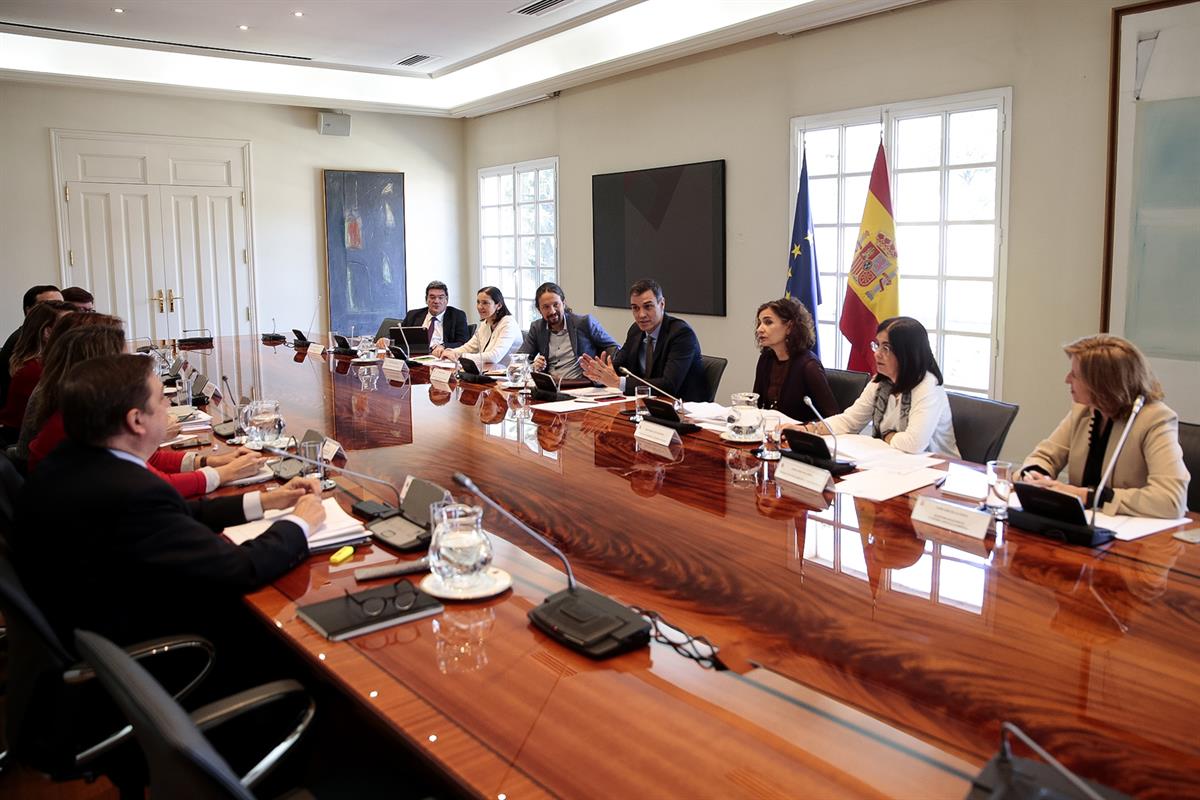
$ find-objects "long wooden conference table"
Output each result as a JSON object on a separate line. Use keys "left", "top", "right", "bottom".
{"left": 187, "top": 337, "right": 1200, "bottom": 799}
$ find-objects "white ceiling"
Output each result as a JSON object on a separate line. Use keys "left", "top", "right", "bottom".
{"left": 0, "top": 0, "right": 925, "bottom": 117}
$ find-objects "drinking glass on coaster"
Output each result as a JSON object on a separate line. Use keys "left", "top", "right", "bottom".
{"left": 298, "top": 440, "right": 324, "bottom": 478}
{"left": 759, "top": 412, "right": 782, "bottom": 461}
{"left": 633, "top": 385, "right": 652, "bottom": 423}
{"left": 428, "top": 502, "right": 493, "bottom": 592}
{"left": 985, "top": 460, "right": 1013, "bottom": 520}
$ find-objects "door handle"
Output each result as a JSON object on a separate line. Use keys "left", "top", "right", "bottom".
{"left": 154, "top": 289, "right": 165, "bottom": 313}
{"left": 167, "top": 289, "right": 183, "bottom": 312}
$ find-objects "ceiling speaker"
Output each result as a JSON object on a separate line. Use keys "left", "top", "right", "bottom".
{"left": 318, "top": 111, "right": 351, "bottom": 136}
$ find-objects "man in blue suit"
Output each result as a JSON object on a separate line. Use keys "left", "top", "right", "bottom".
{"left": 517, "top": 282, "right": 618, "bottom": 381}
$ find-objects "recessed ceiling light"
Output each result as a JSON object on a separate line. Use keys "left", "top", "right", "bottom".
{"left": 238, "top": 24, "right": 249, "bottom": 30}
{"left": 112, "top": 7, "right": 124, "bottom": 12}
{"left": 292, "top": 10, "right": 304, "bottom": 17}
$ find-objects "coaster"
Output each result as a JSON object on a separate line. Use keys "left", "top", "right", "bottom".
{"left": 720, "top": 430, "right": 761, "bottom": 443}
{"left": 419, "top": 567, "right": 513, "bottom": 600}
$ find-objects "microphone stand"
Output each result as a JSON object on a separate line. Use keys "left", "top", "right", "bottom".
{"left": 264, "top": 447, "right": 399, "bottom": 509}
{"left": 803, "top": 396, "right": 840, "bottom": 465}
{"left": 1090, "top": 394, "right": 1145, "bottom": 526}
{"left": 617, "top": 367, "right": 681, "bottom": 407}
{"left": 453, "top": 472, "right": 649, "bottom": 658}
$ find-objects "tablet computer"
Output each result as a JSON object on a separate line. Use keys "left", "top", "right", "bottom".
{"left": 391, "top": 326, "right": 431, "bottom": 356}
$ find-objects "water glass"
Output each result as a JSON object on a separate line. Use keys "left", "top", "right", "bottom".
{"left": 356, "top": 363, "right": 380, "bottom": 391}
{"left": 356, "top": 335, "right": 375, "bottom": 360}
{"left": 246, "top": 399, "right": 285, "bottom": 447}
{"left": 760, "top": 412, "right": 782, "bottom": 461}
{"left": 633, "top": 385, "right": 652, "bottom": 423}
{"left": 298, "top": 440, "right": 324, "bottom": 477}
{"left": 429, "top": 502, "right": 493, "bottom": 590}
{"left": 506, "top": 361, "right": 525, "bottom": 387}
{"left": 985, "top": 460, "right": 1013, "bottom": 520}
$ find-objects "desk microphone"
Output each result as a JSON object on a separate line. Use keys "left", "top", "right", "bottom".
{"left": 1090, "top": 394, "right": 1145, "bottom": 526}
{"left": 453, "top": 472, "right": 650, "bottom": 659}
{"left": 803, "top": 396, "right": 839, "bottom": 464}
{"left": 264, "top": 447, "right": 424, "bottom": 549}
{"left": 212, "top": 375, "right": 244, "bottom": 437}
{"left": 617, "top": 367, "right": 681, "bottom": 407}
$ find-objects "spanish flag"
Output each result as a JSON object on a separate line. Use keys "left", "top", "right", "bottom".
{"left": 839, "top": 143, "right": 899, "bottom": 373}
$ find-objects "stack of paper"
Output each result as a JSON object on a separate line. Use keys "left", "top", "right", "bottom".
{"left": 222, "top": 497, "right": 366, "bottom": 549}
{"left": 169, "top": 406, "right": 214, "bottom": 434}
{"left": 833, "top": 467, "right": 946, "bottom": 503}
{"left": 533, "top": 396, "right": 631, "bottom": 414}
{"left": 1090, "top": 512, "right": 1192, "bottom": 542}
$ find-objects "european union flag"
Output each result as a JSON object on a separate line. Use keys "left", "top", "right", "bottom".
{"left": 785, "top": 149, "right": 822, "bottom": 356}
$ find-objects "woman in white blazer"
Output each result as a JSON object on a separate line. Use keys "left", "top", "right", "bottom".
{"left": 434, "top": 286, "right": 517, "bottom": 366}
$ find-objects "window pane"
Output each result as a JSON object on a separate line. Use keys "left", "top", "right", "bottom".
{"left": 481, "top": 206, "right": 499, "bottom": 236}
{"left": 895, "top": 170, "right": 940, "bottom": 222}
{"left": 538, "top": 202, "right": 556, "bottom": 234}
{"left": 945, "top": 280, "right": 993, "bottom": 334}
{"left": 809, "top": 178, "right": 838, "bottom": 225}
{"left": 946, "top": 224, "right": 994, "bottom": 277}
{"left": 540, "top": 268, "right": 556, "bottom": 285}
{"left": 482, "top": 237, "right": 499, "bottom": 266}
{"left": 818, "top": 323, "right": 849, "bottom": 369}
{"left": 539, "top": 236, "right": 556, "bottom": 269}
{"left": 519, "top": 204, "right": 536, "bottom": 235}
{"left": 845, "top": 123, "right": 882, "bottom": 173}
{"left": 520, "top": 269, "right": 538, "bottom": 303}
{"left": 481, "top": 175, "right": 499, "bottom": 205}
{"left": 948, "top": 108, "right": 998, "bottom": 164}
{"left": 499, "top": 268, "right": 517, "bottom": 300}
{"left": 900, "top": 277, "right": 938, "bottom": 330}
{"left": 938, "top": 559, "right": 985, "bottom": 613}
{"left": 892, "top": 554, "right": 933, "bottom": 599}
{"left": 843, "top": 175, "right": 869, "bottom": 223}
{"left": 947, "top": 167, "right": 996, "bottom": 221}
{"left": 483, "top": 267, "right": 501, "bottom": 288}
{"left": 803, "top": 128, "right": 839, "bottom": 176}
{"left": 818, "top": 274, "right": 837, "bottom": 321}
{"left": 837, "top": 495, "right": 859, "bottom": 528}
{"left": 842, "top": 226, "right": 859, "bottom": 272}
{"left": 896, "top": 115, "right": 942, "bottom": 169}
{"left": 499, "top": 207, "right": 515, "bottom": 236}
{"left": 499, "top": 174, "right": 514, "bottom": 204}
{"left": 814, "top": 226, "right": 837, "bottom": 274}
{"left": 896, "top": 224, "right": 939, "bottom": 276}
{"left": 499, "top": 236, "right": 514, "bottom": 267}
{"left": 518, "top": 170, "right": 536, "bottom": 202}
{"left": 943, "top": 334, "right": 991, "bottom": 390}
{"left": 538, "top": 169, "right": 555, "bottom": 201}
{"left": 519, "top": 236, "right": 536, "bottom": 268}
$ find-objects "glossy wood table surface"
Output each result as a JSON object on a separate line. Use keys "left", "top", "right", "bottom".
{"left": 189, "top": 339, "right": 1200, "bottom": 799}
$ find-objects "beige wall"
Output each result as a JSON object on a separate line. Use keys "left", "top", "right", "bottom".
{"left": 464, "top": 0, "right": 1120, "bottom": 459}
{"left": 0, "top": 80, "right": 466, "bottom": 338}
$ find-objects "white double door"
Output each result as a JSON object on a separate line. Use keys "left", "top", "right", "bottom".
{"left": 64, "top": 181, "right": 252, "bottom": 345}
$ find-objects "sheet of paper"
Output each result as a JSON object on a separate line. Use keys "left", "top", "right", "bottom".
{"left": 833, "top": 467, "right": 946, "bottom": 502}
{"left": 533, "top": 396, "right": 632, "bottom": 414}
{"left": 939, "top": 463, "right": 988, "bottom": 502}
{"left": 681, "top": 401, "right": 729, "bottom": 422}
{"left": 223, "top": 497, "right": 365, "bottom": 547}
{"left": 1091, "top": 512, "right": 1194, "bottom": 541}
{"left": 564, "top": 386, "right": 617, "bottom": 398}
{"left": 226, "top": 464, "right": 275, "bottom": 487}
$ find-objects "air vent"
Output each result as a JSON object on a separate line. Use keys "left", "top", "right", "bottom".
{"left": 511, "top": 0, "right": 577, "bottom": 17}
{"left": 395, "top": 53, "right": 436, "bottom": 68}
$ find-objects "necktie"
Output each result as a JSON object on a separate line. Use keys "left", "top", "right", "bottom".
{"left": 644, "top": 335, "right": 654, "bottom": 376}
{"left": 427, "top": 314, "right": 437, "bottom": 340}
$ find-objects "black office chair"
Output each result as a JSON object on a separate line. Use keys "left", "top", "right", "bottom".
{"left": 699, "top": 354, "right": 727, "bottom": 403}
{"left": 0, "top": 450, "right": 22, "bottom": 544}
{"left": 1178, "top": 421, "right": 1200, "bottom": 513}
{"left": 466, "top": 323, "right": 478, "bottom": 339}
{"left": 947, "top": 392, "right": 1019, "bottom": 464}
{"left": 0, "top": 552, "right": 215, "bottom": 781}
{"left": 75, "top": 629, "right": 316, "bottom": 800}
{"left": 824, "top": 368, "right": 870, "bottom": 413}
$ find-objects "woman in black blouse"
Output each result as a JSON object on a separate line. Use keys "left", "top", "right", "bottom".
{"left": 752, "top": 297, "right": 837, "bottom": 423}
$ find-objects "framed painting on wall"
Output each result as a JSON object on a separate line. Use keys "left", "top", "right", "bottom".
{"left": 323, "top": 170, "right": 407, "bottom": 340}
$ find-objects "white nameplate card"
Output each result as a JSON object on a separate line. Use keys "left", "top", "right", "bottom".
{"left": 321, "top": 437, "right": 345, "bottom": 462}
{"left": 775, "top": 458, "right": 833, "bottom": 493}
{"left": 635, "top": 420, "right": 679, "bottom": 447}
{"left": 430, "top": 367, "right": 455, "bottom": 384}
{"left": 305, "top": 343, "right": 325, "bottom": 356}
{"left": 382, "top": 357, "right": 408, "bottom": 373}
{"left": 201, "top": 381, "right": 219, "bottom": 402}
{"left": 911, "top": 495, "right": 991, "bottom": 539}
{"left": 399, "top": 474, "right": 415, "bottom": 501}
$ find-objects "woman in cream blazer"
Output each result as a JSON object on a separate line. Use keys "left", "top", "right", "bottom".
{"left": 434, "top": 286, "right": 517, "bottom": 366}
{"left": 1021, "top": 334, "right": 1189, "bottom": 519}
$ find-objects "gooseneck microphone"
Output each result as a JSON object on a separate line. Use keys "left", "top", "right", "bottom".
{"left": 1090, "top": 394, "right": 1145, "bottom": 526}
{"left": 453, "top": 472, "right": 649, "bottom": 659}
{"left": 617, "top": 367, "right": 681, "bottom": 407}
{"left": 264, "top": 446, "right": 399, "bottom": 509}
{"left": 803, "top": 395, "right": 839, "bottom": 464}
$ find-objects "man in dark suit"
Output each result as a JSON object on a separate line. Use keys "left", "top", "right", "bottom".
{"left": 12, "top": 353, "right": 325, "bottom": 647}
{"left": 580, "top": 279, "right": 709, "bottom": 402}
{"left": 516, "top": 281, "right": 617, "bottom": 381}
{"left": 377, "top": 280, "right": 469, "bottom": 352}
{"left": 0, "top": 284, "right": 62, "bottom": 406}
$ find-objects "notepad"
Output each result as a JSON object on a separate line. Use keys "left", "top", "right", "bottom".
{"left": 223, "top": 497, "right": 366, "bottom": 548}
{"left": 296, "top": 580, "right": 443, "bottom": 641}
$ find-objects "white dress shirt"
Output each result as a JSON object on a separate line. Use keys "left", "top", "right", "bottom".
{"left": 821, "top": 372, "right": 960, "bottom": 457}
{"left": 421, "top": 311, "right": 444, "bottom": 348}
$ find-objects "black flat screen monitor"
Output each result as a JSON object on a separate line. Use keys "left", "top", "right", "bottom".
{"left": 592, "top": 159, "right": 726, "bottom": 316}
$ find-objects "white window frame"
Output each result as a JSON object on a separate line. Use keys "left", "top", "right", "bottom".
{"left": 478, "top": 157, "right": 559, "bottom": 334}
{"left": 789, "top": 88, "right": 1012, "bottom": 398}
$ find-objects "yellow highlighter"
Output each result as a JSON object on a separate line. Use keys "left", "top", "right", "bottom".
{"left": 329, "top": 545, "right": 355, "bottom": 565}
